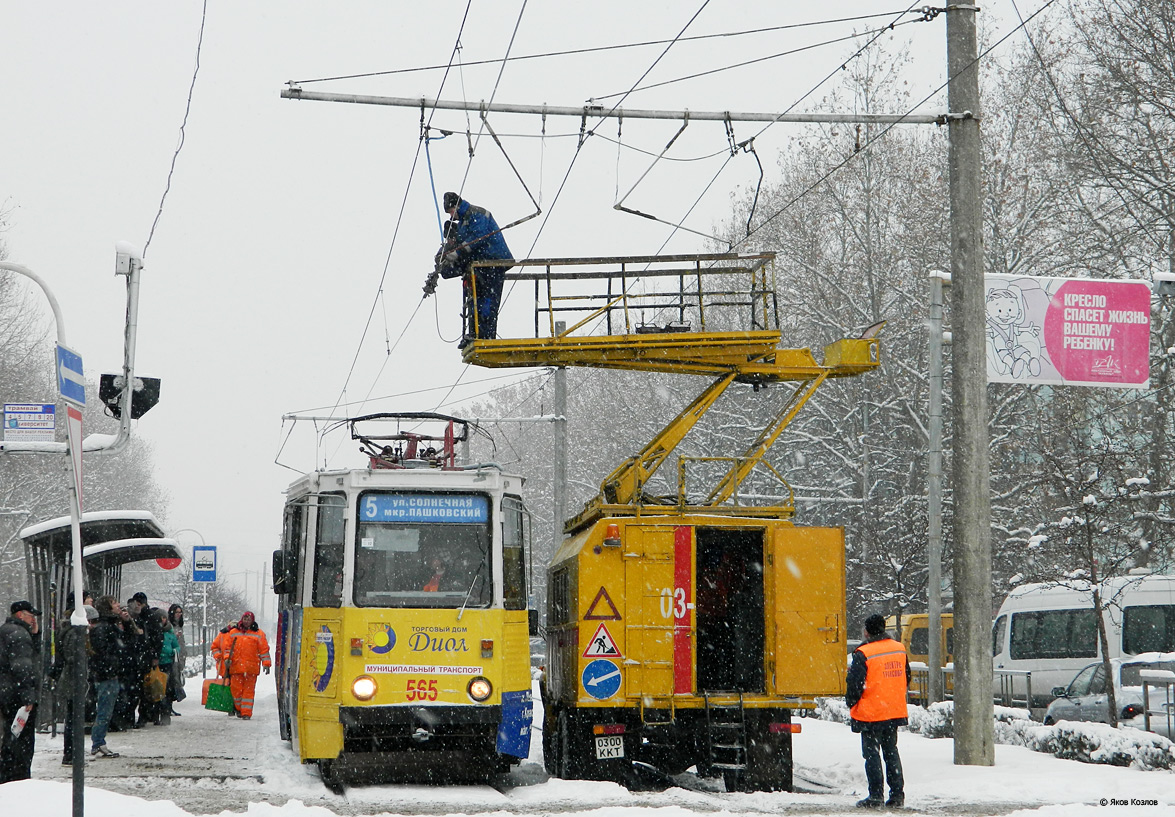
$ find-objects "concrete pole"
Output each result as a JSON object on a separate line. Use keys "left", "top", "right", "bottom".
{"left": 927, "top": 271, "right": 951, "bottom": 704}
{"left": 947, "top": 3, "right": 995, "bottom": 765}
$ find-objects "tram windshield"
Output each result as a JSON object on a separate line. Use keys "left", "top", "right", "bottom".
{"left": 353, "top": 492, "right": 492, "bottom": 608}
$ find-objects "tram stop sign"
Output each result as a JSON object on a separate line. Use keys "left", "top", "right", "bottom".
{"left": 192, "top": 545, "right": 217, "bottom": 582}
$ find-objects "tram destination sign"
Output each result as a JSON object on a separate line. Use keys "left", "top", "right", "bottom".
{"left": 3, "top": 403, "right": 55, "bottom": 442}
{"left": 361, "top": 493, "right": 488, "bottom": 524}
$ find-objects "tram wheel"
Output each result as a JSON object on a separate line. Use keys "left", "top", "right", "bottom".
{"left": 319, "top": 759, "right": 345, "bottom": 794}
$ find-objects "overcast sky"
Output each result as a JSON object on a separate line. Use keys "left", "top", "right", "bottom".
{"left": 0, "top": 2, "right": 963, "bottom": 609}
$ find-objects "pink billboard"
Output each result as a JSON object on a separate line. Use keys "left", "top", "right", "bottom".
{"left": 984, "top": 275, "right": 1151, "bottom": 388}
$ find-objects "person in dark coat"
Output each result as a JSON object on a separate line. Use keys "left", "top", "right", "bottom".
{"left": 50, "top": 604, "right": 99, "bottom": 765}
{"left": 122, "top": 592, "right": 163, "bottom": 726}
{"left": 114, "top": 599, "right": 146, "bottom": 730}
{"left": 88, "top": 596, "right": 124, "bottom": 758}
{"left": 0, "top": 600, "right": 43, "bottom": 783}
{"left": 846, "top": 613, "right": 911, "bottom": 809}
{"left": 424, "top": 192, "right": 514, "bottom": 345}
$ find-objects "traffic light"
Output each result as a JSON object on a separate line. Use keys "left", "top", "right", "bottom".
{"left": 99, "top": 374, "right": 161, "bottom": 420}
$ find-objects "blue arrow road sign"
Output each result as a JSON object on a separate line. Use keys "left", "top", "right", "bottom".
{"left": 581, "top": 659, "right": 622, "bottom": 700}
{"left": 56, "top": 344, "right": 85, "bottom": 407}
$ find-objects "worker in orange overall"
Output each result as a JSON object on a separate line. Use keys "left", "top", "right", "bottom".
{"left": 846, "top": 613, "right": 911, "bottom": 809}
{"left": 210, "top": 612, "right": 271, "bottom": 719}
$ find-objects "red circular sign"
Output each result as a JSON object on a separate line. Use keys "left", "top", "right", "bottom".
{"left": 156, "top": 557, "right": 182, "bottom": 570}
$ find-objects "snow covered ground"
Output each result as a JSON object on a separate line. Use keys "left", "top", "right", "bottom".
{"left": 1, "top": 680, "right": 1172, "bottom": 816}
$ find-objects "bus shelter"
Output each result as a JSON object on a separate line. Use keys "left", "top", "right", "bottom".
{"left": 19, "top": 510, "right": 182, "bottom": 725}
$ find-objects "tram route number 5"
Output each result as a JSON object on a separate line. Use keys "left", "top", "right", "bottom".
{"left": 659, "top": 587, "right": 691, "bottom": 619}
{"left": 406, "top": 679, "right": 439, "bottom": 701}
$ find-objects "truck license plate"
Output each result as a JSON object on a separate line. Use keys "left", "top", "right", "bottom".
{"left": 595, "top": 735, "right": 624, "bottom": 760}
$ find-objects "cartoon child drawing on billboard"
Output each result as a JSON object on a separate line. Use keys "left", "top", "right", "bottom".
{"left": 985, "top": 285, "right": 1042, "bottom": 379}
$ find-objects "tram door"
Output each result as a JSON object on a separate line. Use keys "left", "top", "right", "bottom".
{"left": 696, "top": 528, "right": 765, "bottom": 693}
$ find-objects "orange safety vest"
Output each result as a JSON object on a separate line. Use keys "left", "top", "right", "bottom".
{"left": 850, "top": 638, "right": 908, "bottom": 722}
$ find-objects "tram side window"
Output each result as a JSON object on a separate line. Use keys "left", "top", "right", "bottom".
{"left": 502, "top": 496, "right": 527, "bottom": 611}
{"left": 313, "top": 494, "right": 346, "bottom": 608}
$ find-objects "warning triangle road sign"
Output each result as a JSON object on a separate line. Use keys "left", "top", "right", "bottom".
{"left": 584, "top": 586, "right": 621, "bottom": 620}
{"left": 582, "top": 622, "right": 622, "bottom": 658}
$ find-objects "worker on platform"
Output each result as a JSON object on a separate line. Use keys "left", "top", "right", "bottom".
{"left": 211, "top": 612, "right": 270, "bottom": 719}
{"left": 846, "top": 613, "right": 911, "bottom": 809}
{"left": 423, "top": 191, "right": 514, "bottom": 347}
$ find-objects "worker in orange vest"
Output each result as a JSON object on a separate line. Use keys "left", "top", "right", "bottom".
{"left": 210, "top": 612, "right": 271, "bottom": 719}
{"left": 847, "top": 613, "right": 911, "bottom": 809}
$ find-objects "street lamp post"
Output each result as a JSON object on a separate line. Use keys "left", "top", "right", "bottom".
{"left": 0, "top": 245, "right": 145, "bottom": 817}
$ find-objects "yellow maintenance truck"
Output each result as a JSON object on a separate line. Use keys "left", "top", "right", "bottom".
{"left": 464, "top": 252, "right": 881, "bottom": 790}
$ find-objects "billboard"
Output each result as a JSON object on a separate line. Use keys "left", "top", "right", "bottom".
{"left": 985, "top": 275, "right": 1152, "bottom": 389}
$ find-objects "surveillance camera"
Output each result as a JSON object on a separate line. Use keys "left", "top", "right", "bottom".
{"left": 114, "top": 241, "right": 142, "bottom": 275}
{"left": 1154, "top": 272, "right": 1175, "bottom": 298}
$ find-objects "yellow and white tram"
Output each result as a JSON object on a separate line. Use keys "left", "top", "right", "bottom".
{"left": 271, "top": 413, "right": 535, "bottom": 787}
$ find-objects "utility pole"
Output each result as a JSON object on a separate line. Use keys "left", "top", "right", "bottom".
{"left": 947, "top": 3, "right": 995, "bottom": 765}
{"left": 927, "top": 270, "right": 951, "bottom": 704}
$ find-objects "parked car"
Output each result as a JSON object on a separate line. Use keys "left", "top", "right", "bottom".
{"left": 1043, "top": 653, "right": 1175, "bottom": 738}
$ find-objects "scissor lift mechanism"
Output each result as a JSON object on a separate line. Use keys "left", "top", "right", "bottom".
{"left": 462, "top": 252, "right": 880, "bottom": 532}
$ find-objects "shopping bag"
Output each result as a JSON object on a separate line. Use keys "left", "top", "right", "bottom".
{"left": 204, "top": 679, "right": 234, "bottom": 712}
{"left": 144, "top": 668, "right": 168, "bottom": 703}
{"left": 170, "top": 672, "right": 187, "bottom": 702}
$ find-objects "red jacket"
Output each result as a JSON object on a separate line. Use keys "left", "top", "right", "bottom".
{"left": 211, "top": 626, "right": 271, "bottom": 676}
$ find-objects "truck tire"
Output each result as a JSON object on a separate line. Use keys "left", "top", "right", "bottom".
{"left": 558, "top": 709, "right": 587, "bottom": 780}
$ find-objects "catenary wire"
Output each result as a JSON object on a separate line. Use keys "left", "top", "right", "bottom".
{"left": 590, "top": 19, "right": 931, "bottom": 103}
{"left": 291, "top": 11, "right": 934, "bottom": 86}
{"left": 142, "top": 0, "right": 207, "bottom": 260}
{"left": 320, "top": 2, "right": 477, "bottom": 467}
{"left": 735, "top": 0, "right": 1060, "bottom": 249}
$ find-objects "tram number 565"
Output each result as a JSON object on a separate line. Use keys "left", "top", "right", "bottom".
{"left": 660, "top": 587, "right": 689, "bottom": 619}
{"left": 406, "top": 679, "right": 439, "bottom": 701}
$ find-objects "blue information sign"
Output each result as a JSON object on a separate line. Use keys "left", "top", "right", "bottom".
{"left": 192, "top": 545, "right": 217, "bottom": 583}
{"left": 360, "top": 493, "right": 488, "bottom": 523}
{"left": 56, "top": 344, "right": 85, "bottom": 407}
{"left": 581, "top": 659, "right": 622, "bottom": 700}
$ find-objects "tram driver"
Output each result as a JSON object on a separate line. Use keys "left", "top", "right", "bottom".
{"left": 422, "top": 552, "right": 448, "bottom": 592}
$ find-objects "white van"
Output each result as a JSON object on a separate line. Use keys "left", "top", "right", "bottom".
{"left": 991, "top": 573, "right": 1175, "bottom": 706}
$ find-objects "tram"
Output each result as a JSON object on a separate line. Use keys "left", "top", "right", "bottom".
{"left": 271, "top": 413, "right": 536, "bottom": 787}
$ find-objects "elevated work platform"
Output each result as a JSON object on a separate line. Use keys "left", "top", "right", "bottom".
{"left": 461, "top": 252, "right": 878, "bottom": 383}
{"left": 457, "top": 252, "right": 882, "bottom": 529}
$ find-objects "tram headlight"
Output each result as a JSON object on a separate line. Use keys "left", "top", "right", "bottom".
{"left": 467, "top": 676, "right": 493, "bottom": 702}
{"left": 351, "top": 675, "right": 378, "bottom": 701}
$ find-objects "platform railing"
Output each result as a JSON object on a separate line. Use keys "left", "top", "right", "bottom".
{"left": 993, "top": 668, "right": 1033, "bottom": 711}
{"left": 476, "top": 252, "right": 777, "bottom": 339}
{"left": 1140, "top": 669, "right": 1175, "bottom": 737}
